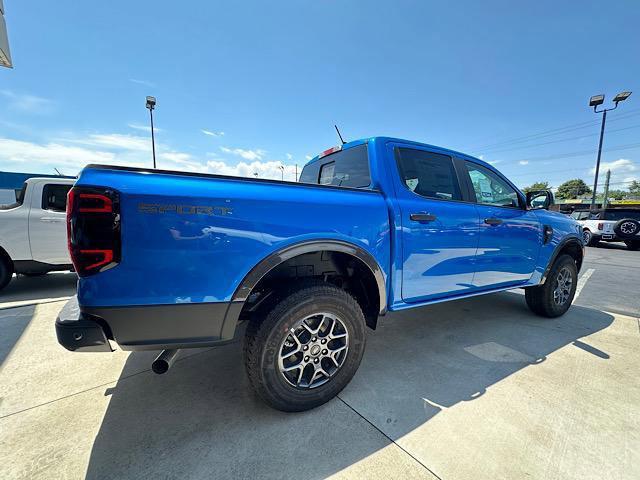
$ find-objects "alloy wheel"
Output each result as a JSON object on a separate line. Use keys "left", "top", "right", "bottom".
{"left": 553, "top": 266, "right": 573, "bottom": 306}
{"left": 277, "top": 312, "right": 349, "bottom": 389}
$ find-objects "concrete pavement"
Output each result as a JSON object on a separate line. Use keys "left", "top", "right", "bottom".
{"left": 1, "top": 247, "right": 639, "bottom": 479}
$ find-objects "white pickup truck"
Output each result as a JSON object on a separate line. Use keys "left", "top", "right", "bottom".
{"left": 0, "top": 177, "right": 76, "bottom": 290}
{"left": 571, "top": 208, "right": 640, "bottom": 250}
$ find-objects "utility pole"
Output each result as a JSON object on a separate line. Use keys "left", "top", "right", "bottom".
{"left": 602, "top": 169, "right": 611, "bottom": 209}
{"left": 588, "top": 91, "right": 632, "bottom": 211}
{"left": 295, "top": 164, "right": 298, "bottom": 182}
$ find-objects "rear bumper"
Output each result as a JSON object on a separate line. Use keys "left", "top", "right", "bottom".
{"left": 56, "top": 297, "right": 113, "bottom": 352}
{"left": 56, "top": 296, "right": 244, "bottom": 352}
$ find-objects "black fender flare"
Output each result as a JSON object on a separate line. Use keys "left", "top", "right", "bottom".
{"left": 540, "top": 237, "right": 584, "bottom": 284}
{"left": 230, "top": 239, "right": 388, "bottom": 315}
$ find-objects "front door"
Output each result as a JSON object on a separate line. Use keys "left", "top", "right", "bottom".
{"left": 392, "top": 145, "right": 479, "bottom": 303}
{"left": 461, "top": 161, "right": 541, "bottom": 288}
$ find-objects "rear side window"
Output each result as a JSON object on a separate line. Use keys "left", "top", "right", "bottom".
{"left": 602, "top": 210, "right": 640, "bottom": 221}
{"left": 395, "top": 148, "right": 462, "bottom": 201}
{"left": 42, "top": 184, "right": 72, "bottom": 212}
{"left": 299, "top": 144, "right": 371, "bottom": 188}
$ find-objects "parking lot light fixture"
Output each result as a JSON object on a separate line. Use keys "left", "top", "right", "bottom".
{"left": 613, "top": 91, "right": 632, "bottom": 104}
{"left": 589, "top": 95, "right": 605, "bottom": 108}
{"left": 145, "top": 96, "right": 157, "bottom": 169}
{"left": 589, "top": 90, "right": 632, "bottom": 211}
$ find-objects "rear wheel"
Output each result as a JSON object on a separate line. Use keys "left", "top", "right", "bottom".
{"left": 244, "top": 282, "right": 366, "bottom": 412}
{"left": 0, "top": 255, "right": 13, "bottom": 291}
{"left": 525, "top": 254, "right": 577, "bottom": 318}
{"left": 582, "top": 229, "right": 596, "bottom": 246}
{"left": 624, "top": 240, "right": 640, "bottom": 251}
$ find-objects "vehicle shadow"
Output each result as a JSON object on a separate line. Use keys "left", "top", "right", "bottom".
{"left": 84, "top": 292, "right": 614, "bottom": 480}
{"left": 0, "top": 304, "right": 36, "bottom": 366}
{"left": 0, "top": 272, "right": 77, "bottom": 307}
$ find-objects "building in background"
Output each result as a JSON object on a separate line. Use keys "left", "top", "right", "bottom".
{"left": 0, "top": 0, "right": 12, "bottom": 68}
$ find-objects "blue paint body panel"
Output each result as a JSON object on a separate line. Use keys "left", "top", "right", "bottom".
{"left": 74, "top": 136, "right": 582, "bottom": 314}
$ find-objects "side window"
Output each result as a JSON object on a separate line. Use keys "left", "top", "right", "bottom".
{"left": 395, "top": 148, "right": 462, "bottom": 201}
{"left": 299, "top": 144, "right": 371, "bottom": 188}
{"left": 42, "top": 184, "right": 72, "bottom": 212}
{"left": 465, "top": 163, "right": 520, "bottom": 208}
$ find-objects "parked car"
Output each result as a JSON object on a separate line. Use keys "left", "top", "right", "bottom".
{"left": 56, "top": 137, "right": 584, "bottom": 411}
{"left": 0, "top": 177, "right": 76, "bottom": 290}
{"left": 571, "top": 208, "right": 640, "bottom": 250}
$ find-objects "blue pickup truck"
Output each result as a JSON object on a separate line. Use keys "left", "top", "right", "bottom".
{"left": 57, "top": 136, "right": 584, "bottom": 411}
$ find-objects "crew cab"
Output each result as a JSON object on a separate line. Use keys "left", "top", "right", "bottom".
{"left": 0, "top": 177, "right": 75, "bottom": 290}
{"left": 571, "top": 208, "right": 640, "bottom": 250}
{"left": 56, "top": 137, "right": 584, "bottom": 411}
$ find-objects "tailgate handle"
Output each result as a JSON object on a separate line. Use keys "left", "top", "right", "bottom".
{"left": 410, "top": 213, "right": 437, "bottom": 223}
{"left": 484, "top": 218, "right": 503, "bottom": 226}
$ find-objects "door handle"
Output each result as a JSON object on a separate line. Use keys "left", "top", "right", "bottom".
{"left": 410, "top": 213, "right": 437, "bottom": 223}
{"left": 484, "top": 218, "right": 503, "bottom": 226}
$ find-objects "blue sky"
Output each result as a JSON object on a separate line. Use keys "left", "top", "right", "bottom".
{"left": 1, "top": 0, "right": 639, "bottom": 189}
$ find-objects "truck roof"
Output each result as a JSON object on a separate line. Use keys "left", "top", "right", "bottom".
{"left": 305, "top": 136, "right": 490, "bottom": 170}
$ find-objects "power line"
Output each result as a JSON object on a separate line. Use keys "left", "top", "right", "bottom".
{"left": 475, "top": 123, "right": 640, "bottom": 155}
{"left": 463, "top": 107, "right": 640, "bottom": 153}
{"left": 498, "top": 141, "right": 640, "bottom": 165}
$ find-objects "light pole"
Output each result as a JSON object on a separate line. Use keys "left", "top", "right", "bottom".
{"left": 278, "top": 165, "right": 285, "bottom": 181}
{"left": 589, "top": 91, "right": 631, "bottom": 210}
{"left": 145, "top": 96, "right": 157, "bottom": 169}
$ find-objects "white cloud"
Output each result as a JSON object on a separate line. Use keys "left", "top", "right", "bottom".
{"left": 0, "top": 134, "right": 300, "bottom": 181}
{"left": 286, "top": 153, "right": 293, "bottom": 160}
{"left": 220, "top": 147, "right": 266, "bottom": 161}
{"left": 305, "top": 155, "right": 313, "bottom": 161}
{"left": 623, "top": 176, "right": 639, "bottom": 184}
{"left": 590, "top": 158, "right": 636, "bottom": 174}
{"left": 519, "top": 160, "right": 529, "bottom": 165}
{"left": 129, "top": 78, "right": 156, "bottom": 88}
{"left": 487, "top": 160, "right": 501, "bottom": 165}
{"left": 478, "top": 155, "right": 485, "bottom": 160}
{"left": 70, "top": 133, "right": 152, "bottom": 152}
{"left": 201, "top": 129, "right": 225, "bottom": 137}
{"left": 0, "top": 90, "right": 53, "bottom": 114}
{"left": 206, "top": 160, "right": 298, "bottom": 181}
{"left": 128, "top": 123, "right": 163, "bottom": 133}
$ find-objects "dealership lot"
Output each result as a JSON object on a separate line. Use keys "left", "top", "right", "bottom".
{"left": 1, "top": 245, "right": 638, "bottom": 480}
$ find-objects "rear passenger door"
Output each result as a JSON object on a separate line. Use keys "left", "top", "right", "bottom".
{"left": 391, "top": 144, "right": 480, "bottom": 302}
{"left": 460, "top": 161, "right": 541, "bottom": 288}
{"left": 28, "top": 181, "right": 72, "bottom": 264}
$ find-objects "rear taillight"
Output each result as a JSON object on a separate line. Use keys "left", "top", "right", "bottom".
{"left": 67, "top": 186, "right": 121, "bottom": 277}
{"left": 597, "top": 222, "right": 604, "bottom": 230}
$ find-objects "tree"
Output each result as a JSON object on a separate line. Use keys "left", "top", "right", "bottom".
{"left": 629, "top": 180, "right": 640, "bottom": 196}
{"left": 522, "top": 181, "right": 550, "bottom": 193}
{"left": 606, "top": 189, "right": 627, "bottom": 200}
{"left": 556, "top": 179, "right": 592, "bottom": 200}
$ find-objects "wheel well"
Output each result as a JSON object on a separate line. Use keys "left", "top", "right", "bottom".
{"left": 558, "top": 241, "right": 583, "bottom": 273}
{"left": 239, "top": 250, "right": 381, "bottom": 330}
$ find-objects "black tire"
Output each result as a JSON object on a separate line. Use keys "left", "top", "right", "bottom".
{"left": 0, "top": 255, "right": 13, "bottom": 291}
{"left": 582, "top": 229, "right": 597, "bottom": 247}
{"left": 525, "top": 254, "right": 577, "bottom": 318}
{"left": 613, "top": 218, "right": 640, "bottom": 239}
{"left": 244, "top": 282, "right": 366, "bottom": 412}
{"left": 624, "top": 240, "right": 640, "bottom": 251}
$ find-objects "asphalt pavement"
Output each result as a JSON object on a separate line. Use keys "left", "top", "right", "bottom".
{"left": 0, "top": 245, "right": 638, "bottom": 480}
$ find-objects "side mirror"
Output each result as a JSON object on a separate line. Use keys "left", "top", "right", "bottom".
{"left": 526, "top": 190, "right": 553, "bottom": 210}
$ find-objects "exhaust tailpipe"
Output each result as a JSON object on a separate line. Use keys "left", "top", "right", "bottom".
{"left": 152, "top": 349, "right": 180, "bottom": 374}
